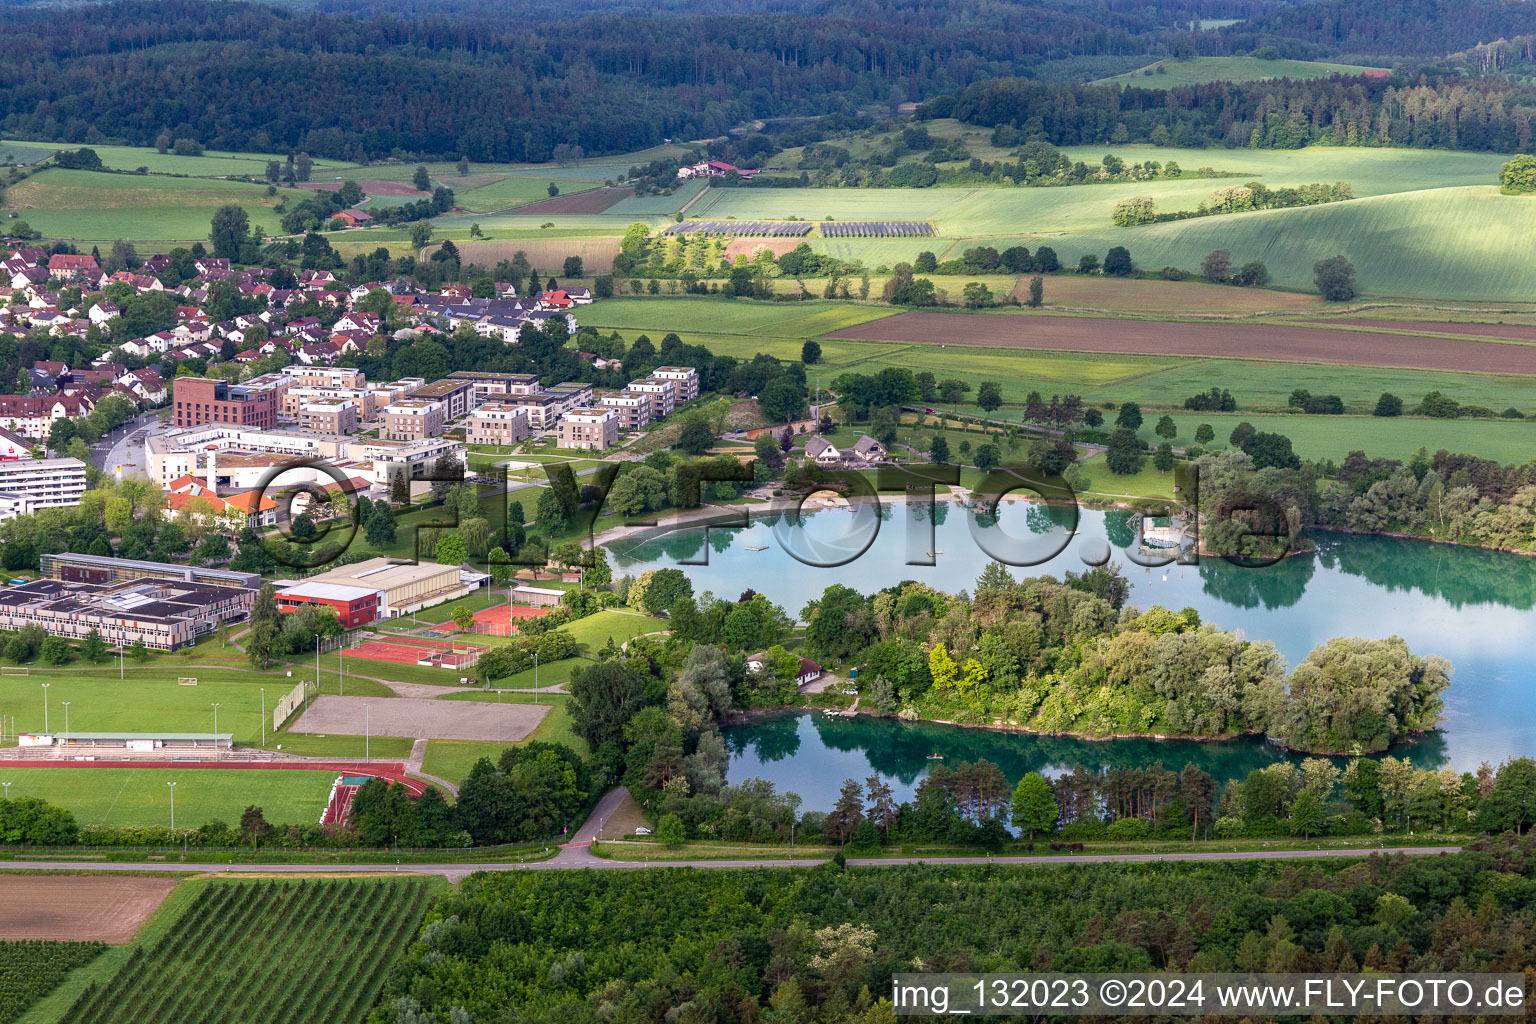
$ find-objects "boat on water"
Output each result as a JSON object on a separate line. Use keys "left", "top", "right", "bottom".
{"left": 745, "top": 544, "right": 769, "bottom": 551}
{"left": 926, "top": 752, "right": 944, "bottom": 761}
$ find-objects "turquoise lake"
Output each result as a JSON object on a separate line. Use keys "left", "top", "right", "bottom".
{"left": 610, "top": 503, "right": 1536, "bottom": 807}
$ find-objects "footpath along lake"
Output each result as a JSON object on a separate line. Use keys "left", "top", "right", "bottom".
{"left": 610, "top": 504, "right": 1536, "bottom": 805}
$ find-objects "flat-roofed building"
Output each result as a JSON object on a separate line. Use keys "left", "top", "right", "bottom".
{"left": 41, "top": 551, "right": 261, "bottom": 590}
{"left": 343, "top": 436, "right": 464, "bottom": 487}
{"left": 651, "top": 366, "right": 700, "bottom": 401}
{"left": 282, "top": 385, "right": 378, "bottom": 421}
{"left": 446, "top": 370, "right": 541, "bottom": 403}
{"left": 407, "top": 378, "right": 474, "bottom": 421}
{"left": 512, "top": 585, "right": 563, "bottom": 608}
{"left": 544, "top": 382, "right": 595, "bottom": 417}
{"left": 0, "top": 456, "right": 87, "bottom": 518}
{"left": 505, "top": 392, "right": 560, "bottom": 430}
{"left": 627, "top": 377, "right": 677, "bottom": 420}
{"left": 172, "top": 377, "right": 280, "bottom": 429}
{"left": 284, "top": 557, "right": 470, "bottom": 617}
{"left": 598, "top": 390, "right": 652, "bottom": 431}
{"left": 379, "top": 399, "right": 444, "bottom": 440}
{"left": 558, "top": 407, "right": 617, "bottom": 451}
{"left": 298, "top": 397, "right": 359, "bottom": 435}
{"left": 274, "top": 579, "right": 382, "bottom": 628}
{"left": 466, "top": 403, "right": 531, "bottom": 446}
{"left": 280, "top": 365, "right": 366, "bottom": 388}
{"left": 0, "top": 577, "right": 254, "bottom": 650}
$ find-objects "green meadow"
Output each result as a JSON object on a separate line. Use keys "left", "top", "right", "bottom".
{"left": 1094, "top": 55, "right": 1387, "bottom": 87}
{"left": 1031, "top": 186, "right": 1536, "bottom": 300}
{"left": 4, "top": 168, "right": 285, "bottom": 241}
{"left": 1142, "top": 411, "right": 1536, "bottom": 463}
{"left": 0, "top": 139, "right": 350, "bottom": 177}
{"left": 454, "top": 176, "right": 602, "bottom": 213}
{"left": 0, "top": 767, "right": 335, "bottom": 828}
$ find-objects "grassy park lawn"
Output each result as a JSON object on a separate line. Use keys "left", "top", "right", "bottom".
{"left": 1072, "top": 452, "right": 1182, "bottom": 501}
{"left": 0, "top": 767, "right": 336, "bottom": 827}
{"left": 559, "top": 609, "right": 670, "bottom": 655}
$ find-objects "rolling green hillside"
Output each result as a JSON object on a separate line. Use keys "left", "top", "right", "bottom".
{"left": 1025, "top": 186, "right": 1536, "bottom": 300}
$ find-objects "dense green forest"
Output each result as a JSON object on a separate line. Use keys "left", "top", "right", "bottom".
{"left": 371, "top": 838, "right": 1536, "bottom": 1024}
{"left": 0, "top": 0, "right": 1198, "bottom": 160}
{"left": 932, "top": 73, "right": 1536, "bottom": 151}
{"left": 9, "top": 0, "right": 1536, "bottom": 159}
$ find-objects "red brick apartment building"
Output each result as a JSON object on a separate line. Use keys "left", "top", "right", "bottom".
{"left": 172, "top": 377, "right": 278, "bottom": 429}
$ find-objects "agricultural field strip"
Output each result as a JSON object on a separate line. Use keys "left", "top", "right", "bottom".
{"left": 59, "top": 878, "right": 432, "bottom": 1024}
{"left": 823, "top": 312, "right": 1536, "bottom": 375}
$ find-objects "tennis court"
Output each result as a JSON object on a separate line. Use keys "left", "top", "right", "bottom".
{"left": 347, "top": 636, "right": 488, "bottom": 669}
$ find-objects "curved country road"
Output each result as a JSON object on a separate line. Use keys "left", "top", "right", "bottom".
{"left": 0, "top": 792, "right": 1461, "bottom": 880}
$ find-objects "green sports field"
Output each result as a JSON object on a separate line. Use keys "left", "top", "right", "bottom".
{"left": 0, "top": 767, "right": 336, "bottom": 827}
{"left": 1094, "top": 56, "right": 1387, "bottom": 87}
{"left": 0, "top": 667, "right": 392, "bottom": 746}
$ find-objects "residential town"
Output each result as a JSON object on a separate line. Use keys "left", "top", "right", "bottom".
{"left": 0, "top": 242, "right": 709, "bottom": 527}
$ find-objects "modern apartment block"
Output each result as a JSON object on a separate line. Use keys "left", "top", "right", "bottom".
{"left": 465, "top": 403, "right": 532, "bottom": 445}
{"left": 543, "top": 382, "right": 595, "bottom": 416}
{"left": 598, "top": 390, "right": 652, "bottom": 431}
{"left": 558, "top": 407, "right": 618, "bottom": 450}
{"left": 280, "top": 365, "right": 367, "bottom": 388}
{"left": 172, "top": 376, "right": 279, "bottom": 429}
{"left": 0, "top": 456, "right": 87, "bottom": 519}
{"left": 626, "top": 377, "right": 678, "bottom": 420}
{"left": 298, "top": 397, "right": 359, "bottom": 435}
{"left": 505, "top": 392, "right": 560, "bottom": 429}
{"left": 651, "top": 366, "right": 700, "bottom": 401}
{"left": 282, "top": 386, "right": 379, "bottom": 421}
{"left": 348, "top": 437, "right": 465, "bottom": 487}
{"left": 379, "top": 399, "right": 445, "bottom": 440}
{"left": 406, "top": 378, "right": 475, "bottom": 421}
{"left": 446, "top": 370, "right": 541, "bottom": 403}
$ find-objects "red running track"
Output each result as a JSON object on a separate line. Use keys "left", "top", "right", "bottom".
{"left": 0, "top": 760, "right": 429, "bottom": 795}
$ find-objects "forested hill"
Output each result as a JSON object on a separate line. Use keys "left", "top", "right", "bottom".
{"left": 1220, "top": 0, "right": 1536, "bottom": 61}
{"left": 0, "top": 0, "right": 1205, "bottom": 161}
{"left": 4, "top": 0, "right": 1535, "bottom": 161}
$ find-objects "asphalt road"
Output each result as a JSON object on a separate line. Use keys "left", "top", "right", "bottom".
{"left": 0, "top": 787, "right": 1461, "bottom": 880}
{"left": 0, "top": 846, "right": 1463, "bottom": 881}
{"left": 92, "top": 413, "right": 162, "bottom": 475}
